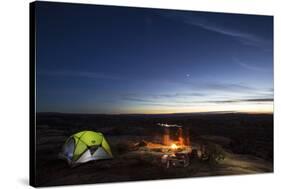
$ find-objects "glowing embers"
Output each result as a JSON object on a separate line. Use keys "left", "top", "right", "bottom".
{"left": 160, "top": 123, "right": 191, "bottom": 148}
{"left": 170, "top": 143, "right": 178, "bottom": 150}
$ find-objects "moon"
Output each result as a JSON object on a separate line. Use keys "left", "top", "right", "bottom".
{"left": 186, "top": 74, "right": 190, "bottom": 78}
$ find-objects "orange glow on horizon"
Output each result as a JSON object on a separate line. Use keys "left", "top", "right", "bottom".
{"left": 118, "top": 103, "right": 273, "bottom": 115}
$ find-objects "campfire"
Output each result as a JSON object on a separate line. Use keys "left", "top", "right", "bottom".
{"left": 137, "top": 123, "right": 192, "bottom": 154}
{"left": 170, "top": 143, "right": 178, "bottom": 150}
{"left": 159, "top": 123, "right": 191, "bottom": 148}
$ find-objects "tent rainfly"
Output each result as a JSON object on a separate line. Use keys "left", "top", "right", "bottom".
{"left": 59, "top": 130, "right": 113, "bottom": 166}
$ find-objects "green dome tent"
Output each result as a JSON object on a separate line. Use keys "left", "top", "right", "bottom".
{"left": 60, "top": 130, "right": 113, "bottom": 166}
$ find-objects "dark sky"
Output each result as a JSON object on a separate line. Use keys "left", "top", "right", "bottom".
{"left": 35, "top": 1, "right": 273, "bottom": 114}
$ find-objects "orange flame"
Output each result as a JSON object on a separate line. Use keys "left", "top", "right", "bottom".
{"left": 171, "top": 143, "right": 178, "bottom": 150}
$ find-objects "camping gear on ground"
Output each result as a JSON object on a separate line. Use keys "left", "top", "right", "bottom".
{"left": 59, "top": 130, "right": 113, "bottom": 166}
{"left": 161, "top": 152, "right": 190, "bottom": 168}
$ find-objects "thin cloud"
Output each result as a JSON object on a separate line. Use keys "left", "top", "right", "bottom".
{"left": 122, "top": 97, "right": 155, "bottom": 103}
{"left": 121, "top": 82, "right": 272, "bottom": 105}
{"left": 158, "top": 78, "right": 258, "bottom": 94}
{"left": 238, "top": 62, "right": 272, "bottom": 73}
{"left": 150, "top": 92, "right": 207, "bottom": 98}
{"left": 239, "top": 62, "right": 270, "bottom": 72}
{"left": 207, "top": 98, "right": 273, "bottom": 104}
{"left": 232, "top": 58, "right": 272, "bottom": 73}
{"left": 121, "top": 92, "right": 207, "bottom": 102}
{"left": 188, "top": 20, "right": 266, "bottom": 47}
{"left": 123, "top": 96, "right": 273, "bottom": 107}
{"left": 38, "top": 70, "right": 121, "bottom": 80}
{"left": 198, "top": 82, "right": 257, "bottom": 93}
{"left": 160, "top": 12, "right": 271, "bottom": 48}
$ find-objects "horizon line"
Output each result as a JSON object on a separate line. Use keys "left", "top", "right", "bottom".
{"left": 36, "top": 110, "right": 273, "bottom": 115}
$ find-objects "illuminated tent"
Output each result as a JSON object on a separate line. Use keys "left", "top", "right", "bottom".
{"left": 59, "top": 130, "right": 113, "bottom": 166}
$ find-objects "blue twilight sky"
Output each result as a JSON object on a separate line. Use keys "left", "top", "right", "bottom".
{"left": 35, "top": 2, "right": 273, "bottom": 114}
